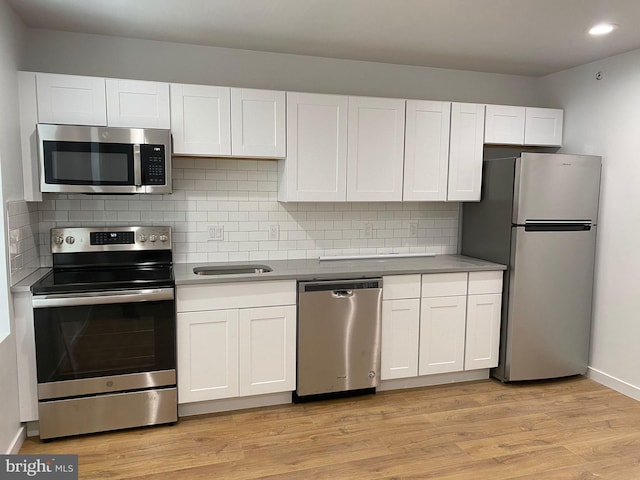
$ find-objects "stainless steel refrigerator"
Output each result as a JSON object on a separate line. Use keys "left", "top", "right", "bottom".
{"left": 461, "top": 153, "right": 601, "bottom": 382}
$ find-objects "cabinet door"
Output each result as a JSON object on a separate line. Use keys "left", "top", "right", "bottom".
{"left": 403, "top": 100, "right": 450, "bottom": 201}
{"left": 231, "top": 88, "right": 285, "bottom": 158}
{"left": 419, "top": 296, "right": 466, "bottom": 375}
{"left": 171, "top": 84, "right": 231, "bottom": 156}
{"left": 36, "top": 73, "right": 106, "bottom": 126}
{"left": 177, "top": 310, "right": 239, "bottom": 403}
{"left": 524, "top": 107, "right": 563, "bottom": 146}
{"left": 347, "top": 96, "right": 406, "bottom": 201}
{"left": 281, "top": 92, "right": 347, "bottom": 201}
{"left": 484, "top": 104, "right": 525, "bottom": 145}
{"left": 381, "top": 298, "right": 420, "bottom": 379}
{"left": 465, "top": 293, "right": 502, "bottom": 370}
{"left": 238, "top": 305, "right": 296, "bottom": 396}
{"left": 448, "top": 103, "right": 485, "bottom": 202}
{"left": 106, "top": 79, "right": 170, "bottom": 128}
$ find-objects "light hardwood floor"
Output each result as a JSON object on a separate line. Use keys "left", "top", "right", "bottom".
{"left": 20, "top": 377, "right": 640, "bottom": 479}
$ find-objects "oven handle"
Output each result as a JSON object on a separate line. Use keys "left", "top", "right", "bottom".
{"left": 32, "top": 288, "right": 174, "bottom": 308}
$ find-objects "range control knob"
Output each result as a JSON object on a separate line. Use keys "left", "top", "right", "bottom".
{"left": 65, "top": 236, "right": 75, "bottom": 245}
{"left": 149, "top": 234, "right": 158, "bottom": 243}
{"left": 138, "top": 234, "right": 147, "bottom": 242}
{"left": 54, "top": 236, "right": 64, "bottom": 245}
{"left": 159, "top": 234, "right": 168, "bottom": 243}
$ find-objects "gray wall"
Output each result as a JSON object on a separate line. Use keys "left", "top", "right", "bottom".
{"left": 23, "top": 29, "right": 546, "bottom": 106}
{"left": 0, "top": 0, "right": 26, "bottom": 454}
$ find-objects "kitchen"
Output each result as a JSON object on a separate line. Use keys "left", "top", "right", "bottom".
{"left": 2, "top": 0, "right": 640, "bottom": 477}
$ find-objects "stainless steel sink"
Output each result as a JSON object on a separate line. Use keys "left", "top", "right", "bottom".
{"left": 193, "top": 264, "right": 273, "bottom": 275}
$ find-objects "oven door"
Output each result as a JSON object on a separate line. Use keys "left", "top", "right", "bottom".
{"left": 32, "top": 288, "right": 176, "bottom": 400}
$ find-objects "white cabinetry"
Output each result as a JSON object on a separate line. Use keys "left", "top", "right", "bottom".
{"left": 524, "top": 107, "right": 563, "bottom": 146}
{"left": 238, "top": 306, "right": 296, "bottom": 396}
{"left": 18, "top": 72, "right": 42, "bottom": 201}
{"left": 485, "top": 105, "right": 563, "bottom": 147}
{"left": 177, "top": 309, "right": 239, "bottom": 402}
{"left": 403, "top": 100, "right": 451, "bottom": 201}
{"left": 13, "top": 291, "right": 38, "bottom": 422}
{"left": 176, "top": 281, "right": 296, "bottom": 404}
{"left": 36, "top": 73, "right": 106, "bottom": 126}
{"left": 170, "top": 84, "right": 231, "bottom": 156}
{"left": 381, "top": 270, "right": 503, "bottom": 382}
{"left": 279, "top": 92, "right": 348, "bottom": 202}
{"left": 465, "top": 271, "right": 502, "bottom": 370}
{"left": 448, "top": 103, "right": 486, "bottom": 202}
{"left": 346, "top": 96, "right": 406, "bottom": 201}
{"left": 171, "top": 85, "right": 286, "bottom": 158}
{"left": 231, "top": 88, "right": 286, "bottom": 158}
{"left": 106, "top": 79, "right": 170, "bottom": 129}
{"left": 418, "top": 273, "right": 468, "bottom": 375}
{"left": 484, "top": 104, "right": 525, "bottom": 145}
{"left": 381, "top": 275, "right": 421, "bottom": 380}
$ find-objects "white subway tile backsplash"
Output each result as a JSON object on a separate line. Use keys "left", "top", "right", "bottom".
{"left": 28, "top": 160, "right": 459, "bottom": 265}
{"left": 7, "top": 200, "right": 40, "bottom": 285}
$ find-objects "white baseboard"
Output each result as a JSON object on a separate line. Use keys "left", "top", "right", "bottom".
{"left": 5, "top": 425, "right": 26, "bottom": 454}
{"left": 587, "top": 367, "right": 640, "bottom": 401}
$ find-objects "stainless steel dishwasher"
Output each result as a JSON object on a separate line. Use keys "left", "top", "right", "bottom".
{"left": 295, "top": 278, "right": 383, "bottom": 400}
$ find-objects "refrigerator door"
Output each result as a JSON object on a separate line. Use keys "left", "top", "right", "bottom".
{"left": 513, "top": 153, "right": 601, "bottom": 225}
{"left": 505, "top": 225, "right": 597, "bottom": 381}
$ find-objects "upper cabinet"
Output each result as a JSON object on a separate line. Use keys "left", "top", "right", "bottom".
{"left": 231, "top": 88, "right": 286, "bottom": 158}
{"left": 36, "top": 73, "right": 107, "bottom": 126}
{"left": 403, "top": 100, "right": 451, "bottom": 201}
{"left": 35, "top": 74, "right": 171, "bottom": 129}
{"left": 171, "top": 84, "right": 286, "bottom": 158}
{"left": 485, "top": 104, "right": 563, "bottom": 147}
{"left": 524, "top": 107, "right": 563, "bottom": 146}
{"left": 447, "top": 103, "right": 486, "bottom": 202}
{"left": 106, "top": 79, "right": 170, "bottom": 129}
{"left": 279, "top": 92, "right": 348, "bottom": 202}
{"left": 346, "top": 96, "right": 406, "bottom": 202}
{"left": 170, "top": 84, "right": 232, "bottom": 156}
{"left": 19, "top": 71, "right": 565, "bottom": 203}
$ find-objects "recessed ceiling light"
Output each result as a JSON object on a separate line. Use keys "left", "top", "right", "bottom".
{"left": 589, "top": 23, "right": 618, "bottom": 36}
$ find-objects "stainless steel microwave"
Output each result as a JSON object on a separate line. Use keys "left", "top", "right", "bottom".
{"left": 37, "top": 124, "right": 171, "bottom": 194}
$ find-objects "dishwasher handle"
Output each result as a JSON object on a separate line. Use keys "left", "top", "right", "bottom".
{"left": 332, "top": 290, "right": 354, "bottom": 298}
{"left": 299, "top": 278, "right": 382, "bottom": 293}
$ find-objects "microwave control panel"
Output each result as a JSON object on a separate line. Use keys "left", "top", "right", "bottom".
{"left": 141, "top": 144, "right": 167, "bottom": 185}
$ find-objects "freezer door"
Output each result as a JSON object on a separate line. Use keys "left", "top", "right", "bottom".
{"left": 505, "top": 226, "right": 596, "bottom": 381}
{"left": 513, "top": 153, "right": 601, "bottom": 224}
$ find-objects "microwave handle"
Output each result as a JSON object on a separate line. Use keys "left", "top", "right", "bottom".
{"left": 133, "top": 144, "right": 142, "bottom": 186}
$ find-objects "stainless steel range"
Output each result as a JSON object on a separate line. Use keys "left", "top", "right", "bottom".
{"left": 31, "top": 226, "right": 177, "bottom": 440}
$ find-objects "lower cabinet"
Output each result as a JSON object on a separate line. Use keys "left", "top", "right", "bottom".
{"left": 381, "top": 271, "right": 503, "bottom": 380}
{"left": 419, "top": 295, "right": 467, "bottom": 375}
{"left": 176, "top": 281, "right": 296, "bottom": 404}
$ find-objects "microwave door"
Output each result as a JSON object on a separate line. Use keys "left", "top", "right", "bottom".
{"left": 41, "top": 140, "right": 138, "bottom": 194}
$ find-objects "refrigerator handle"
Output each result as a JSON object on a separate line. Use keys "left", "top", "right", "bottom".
{"left": 524, "top": 220, "right": 593, "bottom": 232}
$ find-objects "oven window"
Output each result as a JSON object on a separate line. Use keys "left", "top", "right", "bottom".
{"left": 34, "top": 300, "right": 175, "bottom": 383}
{"left": 43, "top": 141, "right": 134, "bottom": 185}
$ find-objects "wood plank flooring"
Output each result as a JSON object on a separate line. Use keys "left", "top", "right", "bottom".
{"left": 20, "top": 377, "right": 640, "bottom": 479}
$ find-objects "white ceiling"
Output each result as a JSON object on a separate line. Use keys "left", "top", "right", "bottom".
{"left": 8, "top": 0, "right": 640, "bottom": 76}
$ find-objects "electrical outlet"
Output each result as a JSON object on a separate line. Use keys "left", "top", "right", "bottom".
{"left": 269, "top": 224, "right": 280, "bottom": 241}
{"left": 409, "top": 222, "right": 418, "bottom": 238}
{"left": 208, "top": 225, "right": 224, "bottom": 241}
{"left": 364, "top": 222, "right": 373, "bottom": 238}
